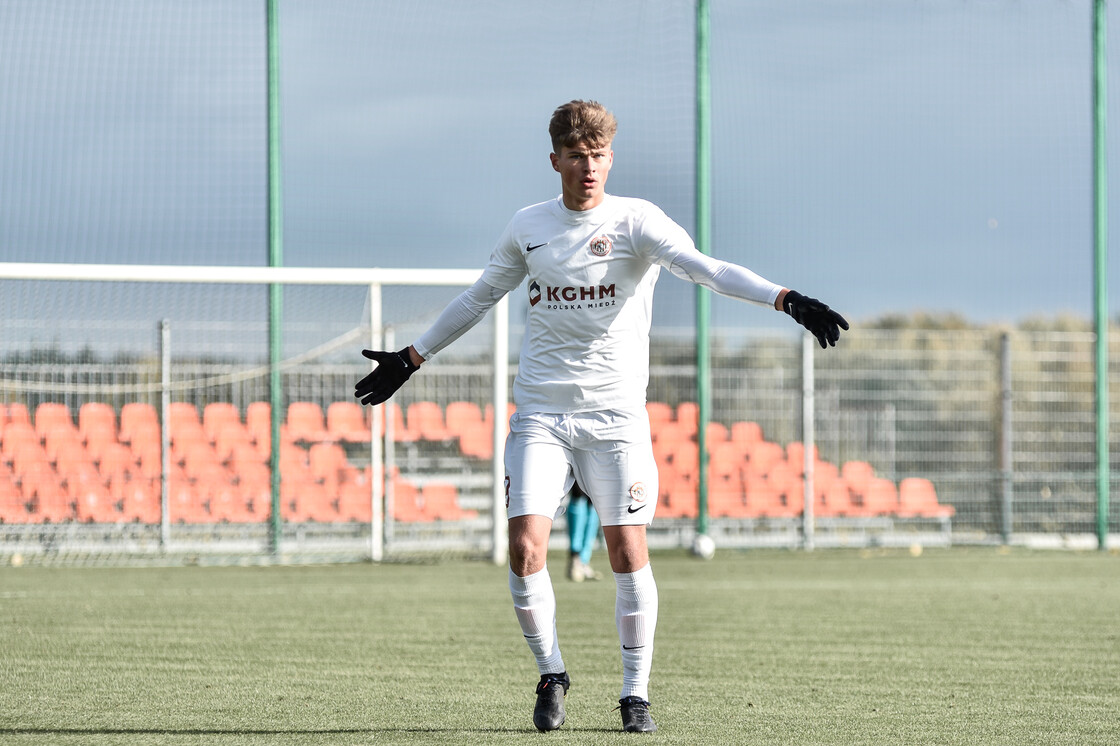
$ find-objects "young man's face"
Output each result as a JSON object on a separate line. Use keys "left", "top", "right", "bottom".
{"left": 550, "top": 141, "right": 613, "bottom": 211}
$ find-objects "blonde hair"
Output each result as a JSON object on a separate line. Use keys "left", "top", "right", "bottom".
{"left": 549, "top": 100, "right": 618, "bottom": 153}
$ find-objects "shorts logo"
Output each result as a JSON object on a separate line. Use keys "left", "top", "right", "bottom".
{"left": 628, "top": 482, "right": 647, "bottom": 502}
{"left": 504, "top": 476, "right": 511, "bottom": 509}
{"left": 528, "top": 280, "right": 541, "bottom": 307}
{"left": 589, "top": 236, "right": 613, "bottom": 257}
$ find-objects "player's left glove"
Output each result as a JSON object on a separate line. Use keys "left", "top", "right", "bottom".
{"left": 783, "top": 290, "right": 849, "bottom": 349}
{"left": 354, "top": 347, "right": 419, "bottom": 406}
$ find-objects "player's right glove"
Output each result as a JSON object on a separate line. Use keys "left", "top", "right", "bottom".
{"left": 783, "top": 290, "right": 849, "bottom": 349}
{"left": 354, "top": 347, "right": 419, "bottom": 406}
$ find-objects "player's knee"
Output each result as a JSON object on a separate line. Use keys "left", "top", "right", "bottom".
{"left": 509, "top": 534, "right": 548, "bottom": 576}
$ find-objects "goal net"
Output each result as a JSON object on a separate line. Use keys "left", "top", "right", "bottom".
{"left": 0, "top": 263, "right": 509, "bottom": 564}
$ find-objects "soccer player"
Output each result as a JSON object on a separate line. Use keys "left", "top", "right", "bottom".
{"left": 355, "top": 100, "right": 847, "bottom": 733}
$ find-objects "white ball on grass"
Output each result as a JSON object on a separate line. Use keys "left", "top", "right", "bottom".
{"left": 691, "top": 533, "right": 716, "bottom": 560}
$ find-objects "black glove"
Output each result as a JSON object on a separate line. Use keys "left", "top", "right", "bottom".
{"left": 783, "top": 290, "right": 849, "bottom": 349}
{"left": 354, "top": 347, "right": 419, "bottom": 406}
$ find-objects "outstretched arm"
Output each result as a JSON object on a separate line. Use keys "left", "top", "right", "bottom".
{"left": 667, "top": 251, "right": 848, "bottom": 348}
{"left": 354, "top": 278, "right": 507, "bottom": 406}
{"left": 666, "top": 250, "right": 782, "bottom": 308}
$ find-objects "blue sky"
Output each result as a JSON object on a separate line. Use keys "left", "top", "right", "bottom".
{"left": 1, "top": 0, "right": 1119, "bottom": 346}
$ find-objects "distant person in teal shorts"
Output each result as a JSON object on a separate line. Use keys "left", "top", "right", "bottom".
{"left": 566, "top": 483, "right": 602, "bottom": 582}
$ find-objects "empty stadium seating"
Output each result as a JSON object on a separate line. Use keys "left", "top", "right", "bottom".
{"left": 0, "top": 399, "right": 953, "bottom": 526}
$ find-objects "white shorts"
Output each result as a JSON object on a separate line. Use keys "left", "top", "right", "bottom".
{"left": 503, "top": 407, "right": 659, "bottom": 526}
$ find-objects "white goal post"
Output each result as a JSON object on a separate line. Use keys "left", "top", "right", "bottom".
{"left": 0, "top": 262, "right": 510, "bottom": 564}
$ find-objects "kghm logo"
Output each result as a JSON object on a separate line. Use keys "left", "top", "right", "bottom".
{"left": 528, "top": 280, "right": 617, "bottom": 311}
{"left": 589, "top": 235, "right": 613, "bottom": 257}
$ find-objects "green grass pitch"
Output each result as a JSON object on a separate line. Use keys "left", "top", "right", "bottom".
{"left": 1, "top": 548, "right": 1118, "bottom": 745}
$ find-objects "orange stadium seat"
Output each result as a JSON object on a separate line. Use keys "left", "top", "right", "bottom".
{"left": 245, "top": 401, "right": 274, "bottom": 453}
{"left": 767, "top": 461, "right": 804, "bottom": 517}
{"left": 743, "top": 441, "right": 784, "bottom": 479}
{"left": 856, "top": 478, "right": 898, "bottom": 516}
{"left": 237, "top": 480, "right": 271, "bottom": 519}
{"left": 675, "top": 402, "right": 699, "bottom": 438}
{"left": 0, "top": 476, "right": 32, "bottom": 523}
{"left": 28, "top": 484, "right": 73, "bottom": 523}
{"left": 281, "top": 480, "right": 336, "bottom": 523}
{"left": 730, "top": 421, "right": 763, "bottom": 446}
{"left": 742, "top": 474, "right": 781, "bottom": 517}
{"left": 390, "top": 479, "right": 429, "bottom": 522}
{"left": 34, "top": 402, "right": 76, "bottom": 437}
{"left": 841, "top": 460, "right": 875, "bottom": 502}
{"left": 1, "top": 420, "right": 38, "bottom": 450}
{"left": 659, "top": 478, "right": 698, "bottom": 518}
{"left": 407, "top": 402, "right": 450, "bottom": 442}
{"left": 168, "top": 402, "right": 204, "bottom": 442}
{"left": 8, "top": 438, "right": 51, "bottom": 479}
{"left": 809, "top": 461, "right": 840, "bottom": 509}
{"left": 309, "top": 442, "right": 348, "bottom": 490}
{"left": 213, "top": 424, "right": 255, "bottom": 462}
{"left": 705, "top": 422, "right": 729, "bottom": 445}
{"left": 79, "top": 402, "right": 117, "bottom": 438}
{"left": 338, "top": 481, "right": 372, "bottom": 522}
{"left": 709, "top": 441, "right": 747, "bottom": 478}
{"left": 111, "top": 476, "right": 160, "bottom": 523}
{"left": 73, "top": 482, "right": 120, "bottom": 523}
{"left": 133, "top": 441, "right": 162, "bottom": 480}
{"left": 645, "top": 402, "right": 673, "bottom": 431}
{"left": 670, "top": 442, "right": 699, "bottom": 482}
{"left": 385, "top": 404, "right": 418, "bottom": 443}
{"left": 422, "top": 482, "right": 476, "bottom": 521}
{"left": 444, "top": 401, "right": 484, "bottom": 440}
{"left": 1, "top": 403, "right": 32, "bottom": 429}
{"left": 483, "top": 402, "right": 516, "bottom": 431}
{"left": 124, "top": 421, "right": 162, "bottom": 459}
{"left": 202, "top": 402, "right": 241, "bottom": 440}
{"left": 326, "top": 401, "right": 370, "bottom": 442}
{"left": 43, "top": 426, "right": 85, "bottom": 463}
{"left": 652, "top": 424, "right": 685, "bottom": 466}
{"left": 899, "top": 477, "right": 954, "bottom": 518}
{"left": 457, "top": 422, "right": 494, "bottom": 460}
{"left": 82, "top": 422, "right": 119, "bottom": 463}
{"left": 785, "top": 442, "right": 820, "bottom": 474}
{"left": 168, "top": 479, "right": 207, "bottom": 523}
{"left": 816, "top": 480, "right": 854, "bottom": 517}
{"left": 287, "top": 402, "right": 329, "bottom": 442}
{"left": 708, "top": 471, "right": 748, "bottom": 518}
{"left": 58, "top": 448, "right": 96, "bottom": 478}
{"left": 119, "top": 402, "right": 159, "bottom": 444}
{"left": 206, "top": 480, "right": 255, "bottom": 523}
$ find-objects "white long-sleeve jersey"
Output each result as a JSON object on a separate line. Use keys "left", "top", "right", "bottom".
{"left": 413, "top": 194, "right": 782, "bottom": 414}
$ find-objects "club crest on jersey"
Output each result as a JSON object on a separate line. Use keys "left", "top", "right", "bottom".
{"left": 589, "top": 236, "right": 613, "bottom": 257}
{"left": 628, "top": 482, "right": 647, "bottom": 502}
{"left": 528, "top": 280, "right": 542, "bottom": 307}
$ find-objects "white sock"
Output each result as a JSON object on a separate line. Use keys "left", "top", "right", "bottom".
{"left": 615, "top": 562, "right": 658, "bottom": 701}
{"left": 509, "top": 567, "right": 565, "bottom": 675}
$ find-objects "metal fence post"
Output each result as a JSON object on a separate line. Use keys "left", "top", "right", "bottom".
{"left": 999, "top": 332, "right": 1013, "bottom": 544}
{"left": 491, "top": 296, "right": 509, "bottom": 566}
{"left": 159, "top": 319, "right": 171, "bottom": 549}
{"left": 802, "top": 331, "right": 816, "bottom": 551}
{"left": 368, "top": 285, "right": 384, "bottom": 562}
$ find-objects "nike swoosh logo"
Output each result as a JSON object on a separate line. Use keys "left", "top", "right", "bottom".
{"left": 526, "top": 242, "right": 548, "bottom": 252}
{"left": 627, "top": 504, "right": 646, "bottom": 514}
{"left": 623, "top": 644, "right": 645, "bottom": 650}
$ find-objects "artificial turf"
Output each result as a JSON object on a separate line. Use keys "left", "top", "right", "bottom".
{"left": 1, "top": 547, "right": 1117, "bottom": 745}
